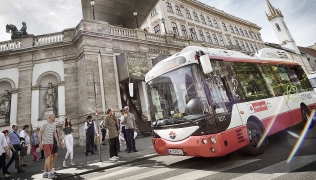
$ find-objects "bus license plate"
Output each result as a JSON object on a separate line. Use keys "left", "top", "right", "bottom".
{"left": 168, "top": 149, "right": 184, "bottom": 155}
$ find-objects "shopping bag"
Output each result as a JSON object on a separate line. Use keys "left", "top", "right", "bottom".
{"left": 134, "top": 131, "right": 137, "bottom": 139}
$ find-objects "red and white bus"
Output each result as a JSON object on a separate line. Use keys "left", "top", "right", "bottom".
{"left": 145, "top": 46, "right": 316, "bottom": 157}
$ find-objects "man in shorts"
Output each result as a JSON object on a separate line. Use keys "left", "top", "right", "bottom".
{"left": 39, "top": 113, "right": 59, "bottom": 179}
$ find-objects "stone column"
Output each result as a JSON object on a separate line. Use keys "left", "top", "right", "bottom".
{"left": 17, "top": 66, "right": 33, "bottom": 126}
{"left": 31, "top": 86, "right": 40, "bottom": 128}
{"left": 9, "top": 89, "right": 18, "bottom": 129}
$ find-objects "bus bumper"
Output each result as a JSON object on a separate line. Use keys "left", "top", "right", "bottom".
{"left": 152, "top": 126, "right": 249, "bottom": 157}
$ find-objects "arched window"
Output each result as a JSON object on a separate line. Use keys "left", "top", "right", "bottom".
{"left": 276, "top": 23, "right": 281, "bottom": 31}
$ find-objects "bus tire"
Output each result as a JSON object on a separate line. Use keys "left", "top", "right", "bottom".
{"left": 243, "top": 121, "right": 266, "bottom": 156}
{"left": 301, "top": 106, "right": 313, "bottom": 129}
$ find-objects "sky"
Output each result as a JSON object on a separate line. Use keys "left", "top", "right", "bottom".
{"left": 0, "top": 0, "right": 315, "bottom": 47}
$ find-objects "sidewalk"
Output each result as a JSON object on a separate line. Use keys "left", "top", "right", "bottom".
{"left": 4, "top": 136, "right": 156, "bottom": 179}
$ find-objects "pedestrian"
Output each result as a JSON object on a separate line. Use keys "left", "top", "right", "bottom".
{"left": 103, "top": 108, "right": 119, "bottom": 162}
{"left": 62, "top": 116, "right": 75, "bottom": 167}
{"left": 84, "top": 115, "right": 97, "bottom": 156}
{"left": 19, "top": 125, "right": 30, "bottom": 167}
{"left": 99, "top": 117, "right": 107, "bottom": 146}
{"left": 51, "top": 129, "right": 59, "bottom": 175}
{"left": 119, "top": 109, "right": 127, "bottom": 151}
{"left": 30, "top": 128, "right": 40, "bottom": 162}
{"left": 122, "top": 106, "right": 138, "bottom": 153}
{"left": 1, "top": 130, "right": 11, "bottom": 178}
{"left": 5, "top": 124, "right": 25, "bottom": 173}
{"left": 19, "top": 137, "right": 26, "bottom": 166}
{"left": 39, "top": 113, "right": 59, "bottom": 179}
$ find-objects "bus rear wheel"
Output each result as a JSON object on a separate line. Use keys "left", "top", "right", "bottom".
{"left": 243, "top": 121, "right": 266, "bottom": 156}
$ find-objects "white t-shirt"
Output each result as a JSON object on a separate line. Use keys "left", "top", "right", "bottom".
{"left": 20, "top": 130, "right": 30, "bottom": 146}
{"left": 0, "top": 133, "right": 8, "bottom": 154}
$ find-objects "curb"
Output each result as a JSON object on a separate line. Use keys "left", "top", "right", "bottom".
{"left": 57, "top": 153, "right": 159, "bottom": 179}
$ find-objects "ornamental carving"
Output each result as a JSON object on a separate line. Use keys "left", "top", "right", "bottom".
{"left": 150, "top": 18, "right": 161, "bottom": 26}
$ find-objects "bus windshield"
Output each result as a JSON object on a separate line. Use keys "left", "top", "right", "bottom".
{"left": 147, "top": 64, "right": 210, "bottom": 127}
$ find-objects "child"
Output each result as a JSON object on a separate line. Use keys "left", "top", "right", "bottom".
{"left": 19, "top": 137, "right": 27, "bottom": 166}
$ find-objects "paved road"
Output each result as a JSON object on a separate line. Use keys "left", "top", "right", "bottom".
{"left": 73, "top": 123, "right": 316, "bottom": 180}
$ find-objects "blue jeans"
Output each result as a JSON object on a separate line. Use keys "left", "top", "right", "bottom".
{"left": 125, "top": 129, "right": 136, "bottom": 151}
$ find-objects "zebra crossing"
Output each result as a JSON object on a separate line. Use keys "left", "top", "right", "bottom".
{"left": 78, "top": 154, "right": 316, "bottom": 180}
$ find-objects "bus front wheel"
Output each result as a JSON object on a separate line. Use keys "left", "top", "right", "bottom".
{"left": 243, "top": 121, "right": 266, "bottom": 156}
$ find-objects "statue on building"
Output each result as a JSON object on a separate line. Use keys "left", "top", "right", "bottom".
{"left": 0, "top": 90, "right": 11, "bottom": 116}
{"left": 5, "top": 21, "right": 30, "bottom": 40}
{"left": 45, "top": 83, "right": 56, "bottom": 108}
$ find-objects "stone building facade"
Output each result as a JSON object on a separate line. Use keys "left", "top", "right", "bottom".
{"left": 140, "top": 0, "right": 265, "bottom": 53}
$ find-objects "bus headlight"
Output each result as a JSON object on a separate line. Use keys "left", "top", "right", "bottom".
{"left": 210, "top": 137, "right": 216, "bottom": 144}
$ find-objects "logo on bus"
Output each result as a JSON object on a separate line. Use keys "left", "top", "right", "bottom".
{"left": 169, "top": 131, "right": 176, "bottom": 139}
{"left": 249, "top": 101, "right": 268, "bottom": 113}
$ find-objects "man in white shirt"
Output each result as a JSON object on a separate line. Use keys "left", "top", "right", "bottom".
{"left": 119, "top": 109, "right": 127, "bottom": 151}
{"left": 19, "top": 125, "right": 30, "bottom": 167}
{"left": 0, "top": 132, "right": 10, "bottom": 178}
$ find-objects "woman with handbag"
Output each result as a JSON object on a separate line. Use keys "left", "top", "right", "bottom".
{"left": 31, "top": 128, "right": 40, "bottom": 162}
{"left": 62, "top": 117, "right": 75, "bottom": 167}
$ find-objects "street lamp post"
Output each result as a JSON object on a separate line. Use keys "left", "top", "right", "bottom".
{"left": 161, "top": 18, "right": 167, "bottom": 34}
{"left": 133, "top": 11, "right": 139, "bottom": 28}
{"left": 90, "top": 0, "right": 95, "bottom": 20}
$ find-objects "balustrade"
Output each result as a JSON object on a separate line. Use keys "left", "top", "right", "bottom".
{"left": 0, "top": 40, "right": 21, "bottom": 52}
{"left": 34, "top": 33, "right": 64, "bottom": 46}
{"left": 110, "top": 26, "right": 137, "bottom": 38}
{"left": 145, "top": 33, "right": 166, "bottom": 43}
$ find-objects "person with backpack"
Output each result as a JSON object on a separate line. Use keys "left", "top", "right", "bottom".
{"left": 19, "top": 125, "right": 30, "bottom": 167}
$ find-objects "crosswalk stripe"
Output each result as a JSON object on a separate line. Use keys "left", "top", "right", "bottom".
{"left": 163, "top": 159, "right": 260, "bottom": 180}
{"left": 89, "top": 166, "right": 148, "bottom": 180}
{"left": 231, "top": 154, "right": 316, "bottom": 180}
{"left": 117, "top": 161, "right": 203, "bottom": 180}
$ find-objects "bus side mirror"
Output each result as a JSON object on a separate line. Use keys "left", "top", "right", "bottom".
{"left": 129, "top": 82, "right": 134, "bottom": 97}
{"left": 199, "top": 54, "right": 213, "bottom": 74}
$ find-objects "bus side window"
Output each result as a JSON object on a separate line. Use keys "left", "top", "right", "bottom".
{"left": 286, "top": 65, "right": 312, "bottom": 92}
{"left": 233, "top": 62, "right": 272, "bottom": 101}
{"left": 258, "top": 64, "right": 285, "bottom": 96}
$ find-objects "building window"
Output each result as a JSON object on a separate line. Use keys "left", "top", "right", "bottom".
{"left": 249, "top": 32, "right": 253, "bottom": 39}
{"left": 219, "top": 36, "right": 225, "bottom": 46}
{"left": 185, "top": 9, "right": 191, "bottom": 19}
{"left": 154, "top": 24, "right": 160, "bottom": 34}
{"left": 254, "top": 44, "right": 258, "bottom": 52}
{"left": 171, "top": 22, "right": 179, "bottom": 36}
{"left": 200, "top": 15, "right": 206, "bottom": 24}
{"left": 245, "top": 42, "right": 250, "bottom": 51}
{"left": 240, "top": 28, "right": 244, "bottom": 36}
{"left": 227, "top": 37, "right": 232, "bottom": 46}
{"left": 193, "top": 12, "right": 199, "bottom": 21}
{"left": 222, "top": 23, "right": 227, "bottom": 31}
{"left": 213, "top": 34, "right": 219, "bottom": 44}
{"left": 166, "top": 2, "right": 173, "bottom": 12}
{"left": 175, "top": 5, "right": 182, "bottom": 15}
{"left": 244, "top": 30, "right": 249, "bottom": 37}
{"left": 235, "top": 27, "right": 239, "bottom": 35}
{"left": 240, "top": 41, "right": 245, "bottom": 50}
{"left": 190, "top": 28, "right": 198, "bottom": 40}
{"left": 207, "top": 17, "right": 213, "bottom": 26}
{"left": 250, "top": 43, "right": 254, "bottom": 52}
{"left": 205, "top": 32, "right": 212, "bottom": 43}
{"left": 253, "top": 33, "right": 258, "bottom": 40}
{"left": 181, "top": 25, "right": 188, "bottom": 38}
{"left": 276, "top": 23, "right": 281, "bottom": 31}
{"left": 151, "top": 8, "right": 157, "bottom": 17}
{"left": 199, "top": 30, "right": 205, "bottom": 41}
{"left": 257, "top": 33, "right": 262, "bottom": 40}
{"left": 213, "top": 19, "right": 218, "bottom": 27}
{"left": 230, "top": 25, "right": 234, "bottom": 33}
{"left": 235, "top": 40, "right": 240, "bottom": 46}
